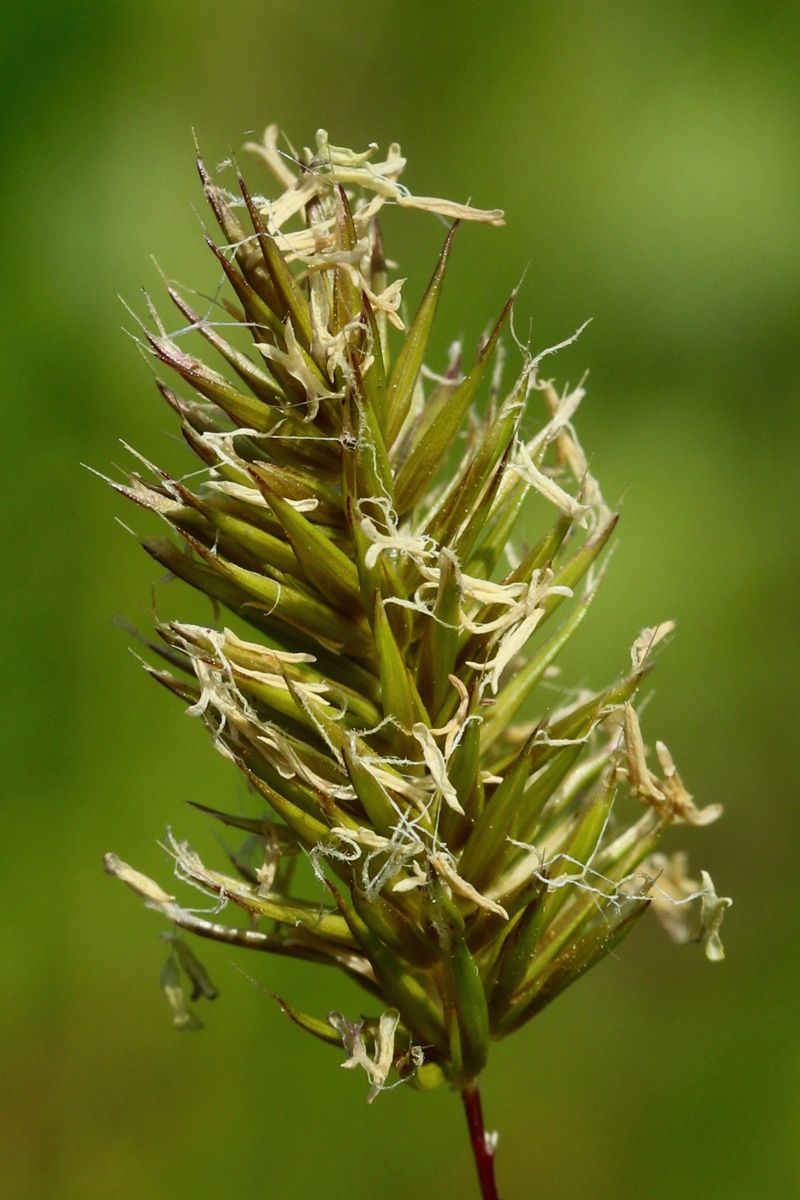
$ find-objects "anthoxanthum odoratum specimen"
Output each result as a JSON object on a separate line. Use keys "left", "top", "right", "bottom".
{"left": 103, "top": 128, "right": 730, "bottom": 1199}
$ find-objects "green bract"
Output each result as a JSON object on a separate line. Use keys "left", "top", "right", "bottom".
{"left": 105, "top": 127, "right": 729, "bottom": 1104}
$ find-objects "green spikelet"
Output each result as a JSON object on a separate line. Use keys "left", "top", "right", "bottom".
{"left": 104, "top": 126, "right": 729, "bottom": 1112}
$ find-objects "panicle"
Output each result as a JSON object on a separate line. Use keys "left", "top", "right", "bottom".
{"left": 105, "top": 126, "right": 729, "bottom": 1099}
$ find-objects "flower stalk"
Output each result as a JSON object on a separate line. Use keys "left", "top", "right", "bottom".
{"left": 103, "top": 125, "right": 730, "bottom": 1195}
{"left": 462, "top": 1082, "right": 500, "bottom": 1200}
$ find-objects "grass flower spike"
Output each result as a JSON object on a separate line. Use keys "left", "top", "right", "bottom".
{"left": 104, "top": 126, "right": 729, "bottom": 1199}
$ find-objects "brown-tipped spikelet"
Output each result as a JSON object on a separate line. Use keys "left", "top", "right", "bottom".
{"left": 104, "top": 127, "right": 729, "bottom": 1189}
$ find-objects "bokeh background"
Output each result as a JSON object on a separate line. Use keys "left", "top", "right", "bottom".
{"left": 3, "top": 2, "right": 798, "bottom": 1197}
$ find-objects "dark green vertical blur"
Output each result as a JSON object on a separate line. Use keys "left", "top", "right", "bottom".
{"left": 2, "top": 1, "right": 797, "bottom": 1196}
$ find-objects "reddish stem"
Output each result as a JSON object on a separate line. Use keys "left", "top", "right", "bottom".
{"left": 461, "top": 1082, "right": 500, "bottom": 1200}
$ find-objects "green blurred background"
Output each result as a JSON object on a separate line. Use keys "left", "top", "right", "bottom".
{"left": 2, "top": 1, "right": 798, "bottom": 1197}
